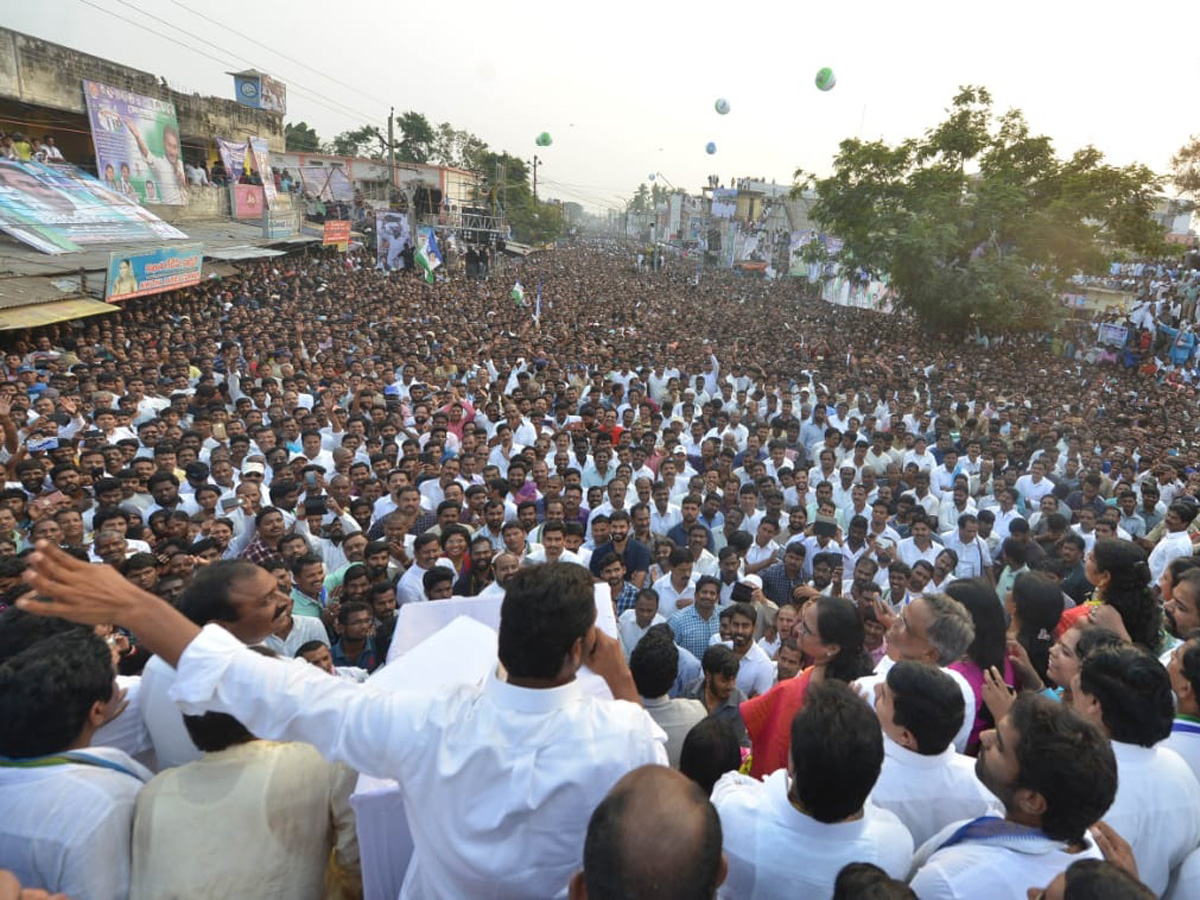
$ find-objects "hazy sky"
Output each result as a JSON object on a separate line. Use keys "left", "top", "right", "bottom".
{"left": 9, "top": 0, "right": 1199, "bottom": 213}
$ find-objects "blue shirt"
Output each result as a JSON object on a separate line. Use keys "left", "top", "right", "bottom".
{"left": 668, "top": 605, "right": 721, "bottom": 659}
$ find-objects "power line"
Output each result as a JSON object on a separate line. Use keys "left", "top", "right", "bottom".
{"left": 108, "top": 0, "right": 377, "bottom": 124}
{"left": 168, "top": 0, "right": 394, "bottom": 111}
{"left": 74, "top": 0, "right": 374, "bottom": 129}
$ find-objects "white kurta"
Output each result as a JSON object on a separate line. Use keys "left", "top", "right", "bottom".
{"left": 870, "top": 736, "right": 1001, "bottom": 848}
{"left": 0, "top": 746, "right": 151, "bottom": 900}
{"left": 1165, "top": 718, "right": 1200, "bottom": 785}
{"left": 169, "top": 625, "right": 668, "bottom": 899}
{"left": 909, "top": 819, "right": 1103, "bottom": 899}
{"left": 855, "top": 658, "right": 977, "bottom": 754}
{"left": 1102, "top": 740, "right": 1200, "bottom": 895}
{"left": 712, "top": 769, "right": 913, "bottom": 899}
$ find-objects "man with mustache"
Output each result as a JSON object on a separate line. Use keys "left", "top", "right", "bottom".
{"left": 140, "top": 560, "right": 295, "bottom": 769}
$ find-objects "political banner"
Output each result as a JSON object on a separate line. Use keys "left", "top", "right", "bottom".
{"left": 105, "top": 243, "right": 203, "bottom": 302}
{"left": 1098, "top": 323, "right": 1130, "bottom": 347}
{"left": 82, "top": 79, "right": 188, "bottom": 206}
{"left": 298, "top": 165, "right": 355, "bottom": 202}
{"left": 0, "top": 160, "right": 187, "bottom": 255}
{"left": 248, "top": 137, "right": 276, "bottom": 208}
{"left": 233, "top": 73, "right": 287, "bottom": 115}
{"left": 710, "top": 188, "right": 737, "bottom": 219}
{"left": 231, "top": 183, "right": 265, "bottom": 220}
{"left": 216, "top": 137, "right": 248, "bottom": 183}
{"left": 376, "top": 211, "right": 411, "bottom": 270}
{"left": 323, "top": 220, "right": 351, "bottom": 246}
{"left": 788, "top": 231, "right": 814, "bottom": 276}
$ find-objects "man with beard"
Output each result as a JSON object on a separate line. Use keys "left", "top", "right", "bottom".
{"left": 140, "top": 560, "right": 293, "bottom": 769}
{"left": 455, "top": 535, "right": 495, "bottom": 596}
{"left": 322, "top": 531, "right": 370, "bottom": 592}
{"left": 478, "top": 551, "right": 521, "bottom": 600}
{"left": 723, "top": 602, "right": 773, "bottom": 698}
{"left": 368, "top": 581, "right": 399, "bottom": 661}
{"left": 909, "top": 694, "right": 1118, "bottom": 898}
{"left": 682, "top": 644, "right": 748, "bottom": 747}
{"left": 775, "top": 638, "right": 803, "bottom": 682}
{"left": 1165, "top": 568, "right": 1200, "bottom": 656}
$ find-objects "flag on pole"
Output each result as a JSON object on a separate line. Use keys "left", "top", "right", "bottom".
{"left": 534, "top": 281, "right": 542, "bottom": 323}
{"left": 415, "top": 230, "right": 441, "bottom": 284}
{"left": 512, "top": 281, "right": 525, "bottom": 307}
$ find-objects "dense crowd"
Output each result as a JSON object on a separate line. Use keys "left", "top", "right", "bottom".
{"left": 2, "top": 242, "right": 1200, "bottom": 898}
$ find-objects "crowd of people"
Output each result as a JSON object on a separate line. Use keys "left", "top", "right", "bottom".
{"left": 1, "top": 241, "right": 1200, "bottom": 898}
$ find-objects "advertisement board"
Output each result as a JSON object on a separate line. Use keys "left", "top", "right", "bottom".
{"left": 83, "top": 79, "right": 188, "bottom": 205}
{"left": 106, "top": 243, "right": 203, "bottom": 301}
{"left": 0, "top": 159, "right": 186, "bottom": 255}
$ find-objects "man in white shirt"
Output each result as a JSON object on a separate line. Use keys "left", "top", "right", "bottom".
{"left": 1149, "top": 501, "right": 1199, "bottom": 585}
{"left": 618, "top": 589, "right": 666, "bottom": 659}
{"left": 870, "top": 661, "right": 998, "bottom": 848}
{"left": 652, "top": 547, "right": 698, "bottom": 617}
{"left": 395, "top": 533, "right": 455, "bottom": 607}
{"left": 939, "top": 513, "right": 994, "bottom": 582}
{"left": 1072, "top": 644, "right": 1200, "bottom": 895}
{"left": 724, "top": 601, "right": 774, "bottom": 698}
{"left": 141, "top": 560, "right": 296, "bottom": 770}
{"left": 19, "top": 550, "right": 668, "bottom": 900}
{"left": 712, "top": 681, "right": 913, "bottom": 898}
{"left": 524, "top": 520, "right": 587, "bottom": 567}
{"left": 0, "top": 629, "right": 153, "bottom": 899}
{"left": 855, "top": 593, "right": 978, "bottom": 753}
{"left": 1015, "top": 459, "right": 1055, "bottom": 508}
{"left": 909, "top": 693, "right": 1118, "bottom": 899}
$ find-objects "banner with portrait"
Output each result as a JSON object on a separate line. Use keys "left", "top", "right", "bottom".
{"left": 82, "top": 79, "right": 188, "bottom": 206}
{"left": 105, "top": 243, "right": 203, "bottom": 301}
{"left": 248, "top": 137, "right": 277, "bottom": 208}
{"left": 376, "top": 211, "right": 411, "bottom": 270}
{"left": 216, "top": 137, "right": 249, "bottom": 183}
{"left": 0, "top": 160, "right": 187, "bottom": 255}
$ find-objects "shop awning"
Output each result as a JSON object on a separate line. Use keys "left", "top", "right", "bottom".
{"left": 205, "top": 245, "right": 286, "bottom": 260}
{"left": 0, "top": 298, "right": 119, "bottom": 330}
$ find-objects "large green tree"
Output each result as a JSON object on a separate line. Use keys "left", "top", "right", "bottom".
{"left": 284, "top": 121, "right": 321, "bottom": 152}
{"left": 396, "top": 111, "right": 435, "bottom": 163}
{"left": 1171, "top": 135, "right": 1200, "bottom": 202}
{"left": 329, "top": 125, "right": 388, "bottom": 160}
{"left": 795, "top": 86, "right": 1167, "bottom": 332}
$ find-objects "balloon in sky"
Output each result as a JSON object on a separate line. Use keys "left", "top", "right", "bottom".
{"left": 535, "top": 132, "right": 553, "bottom": 147}
{"left": 714, "top": 98, "right": 731, "bottom": 115}
{"left": 648, "top": 173, "right": 656, "bottom": 181}
{"left": 814, "top": 67, "right": 836, "bottom": 91}
{"left": 705, "top": 142, "right": 717, "bottom": 155}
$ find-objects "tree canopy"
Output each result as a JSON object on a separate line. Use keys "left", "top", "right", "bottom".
{"left": 1171, "top": 135, "right": 1200, "bottom": 202}
{"left": 795, "top": 86, "right": 1167, "bottom": 332}
{"left": 284, "top": 121, "right": 321, "bottom": 152}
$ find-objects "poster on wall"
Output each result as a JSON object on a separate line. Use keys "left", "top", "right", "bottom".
{"left": 105, "top": 243, "right": 203, "bottom": 301}
{"left": 82, "top": 80, "right": 188, "bottom": 206}
{"left": 0, "top": 159, "right": 186, "bottom": 254}
{"left": 323, "top": 220, "right": 350, "bottom": 247}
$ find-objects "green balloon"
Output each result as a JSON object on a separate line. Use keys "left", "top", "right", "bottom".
{"left": 536, "top": 131, "right": 553, "bottom": 147}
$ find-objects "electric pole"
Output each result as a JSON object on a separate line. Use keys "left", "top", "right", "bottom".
{"left": 387, "top": 107, "right": 396, "bottom": 206}
{"left": 532, "top": 154, "right": 539, "bottom": 204}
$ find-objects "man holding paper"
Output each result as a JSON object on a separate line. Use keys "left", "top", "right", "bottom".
{"left": 17, "top": 547, "right": 667, "bottom": 899}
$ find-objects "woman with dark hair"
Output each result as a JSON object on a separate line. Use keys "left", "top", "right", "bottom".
{"left": 739, "top": 596, "right": 874, "bottom": 778}
{"left": 946, "top": 578, "right": 1012, "bottom": 752}
{"left": 1057, "top": 539, "right": 1163, "bottom": 652}
{"left": 438, "top": 524, "right": 472, "bottom": 576}
{"left": 1008, "top": 571, "right": 1065, "bottom": 685}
